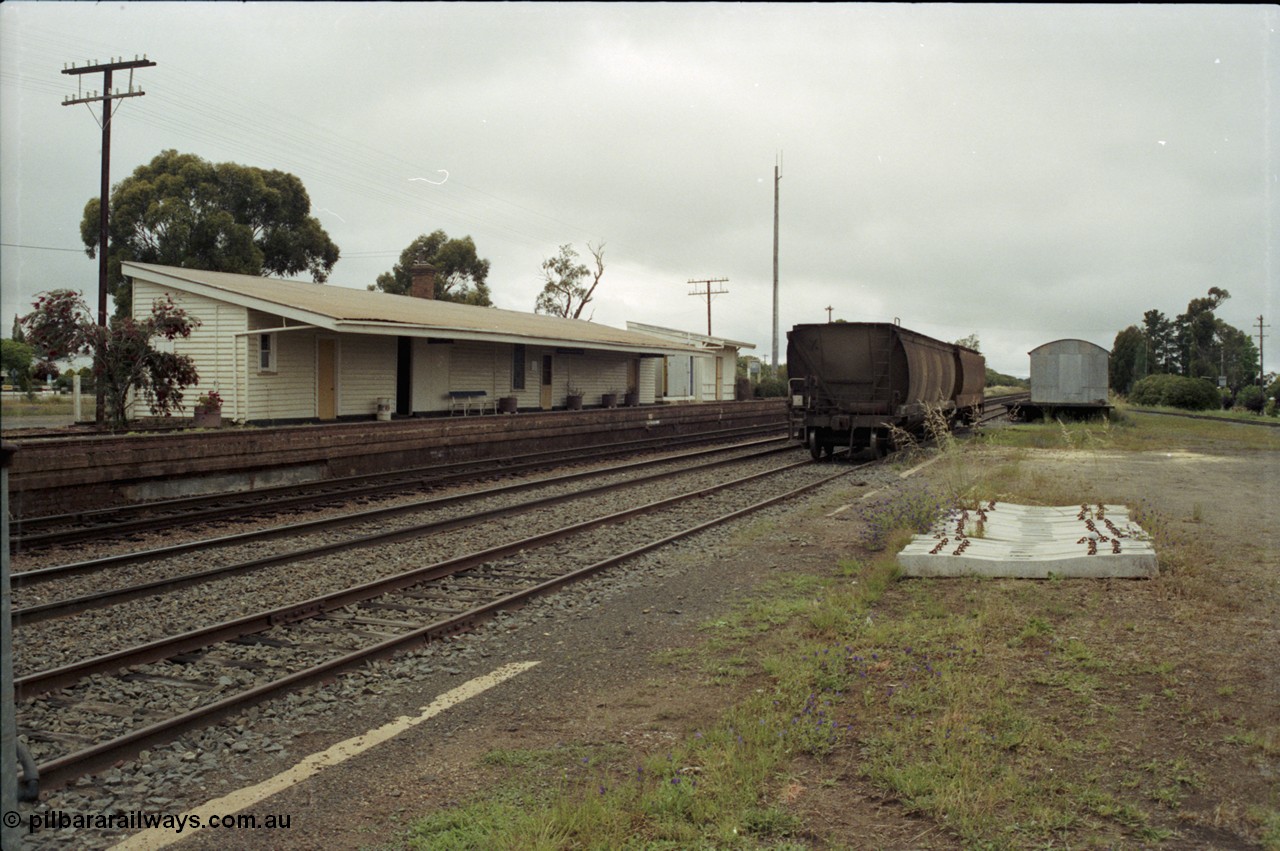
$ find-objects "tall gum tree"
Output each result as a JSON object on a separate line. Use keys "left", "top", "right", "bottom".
{"left": 535, "top": 242, "right": 605, "bottom": 319}
{"left": 370, "top": 230, "right": 493, "bottom": 306}
{"left": 80, "top": 149, "right": 340, "bottom": 315}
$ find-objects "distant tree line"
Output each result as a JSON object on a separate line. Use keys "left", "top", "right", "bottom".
{"left": 1109, "top": 288, "right": 1272, "bottom": 412}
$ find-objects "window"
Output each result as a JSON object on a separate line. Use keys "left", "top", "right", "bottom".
{"left": 259, "top": 333, "right": 276, "bottom": 372}
{"left": 512, "top": 344, "right": 526, "bottom": 390}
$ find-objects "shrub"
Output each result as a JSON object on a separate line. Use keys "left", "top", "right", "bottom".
{"left": 1129, "top": 374, "right": 1219, "bottom": 411}
{"left": 1235, "top": 385, "right": 1265, "bottom": 414}
{"left": 754, "top": 377, "right": 789, "bottom": 398}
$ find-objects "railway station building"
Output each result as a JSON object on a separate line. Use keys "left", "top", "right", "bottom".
{"left": 624, "top": 322, "right": 753, "bottom": 403}
{"left": 123, "top": 262, "right": 705, "bottom": 425}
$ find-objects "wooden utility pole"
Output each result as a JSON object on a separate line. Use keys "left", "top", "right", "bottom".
{"left": 688, "top": 277, "right": 729, "bottom": 336}
{"left": 825, "top": 306, "right": 833, "bottom": 323}
{"left": 772, "top": 153, "right": 782, "bottom": 371}
{"left": 62, "top": 55, "right": 155, "bottom": 425}
{"left": 1257, "top": 315, "right": 1270, "bottom": 386}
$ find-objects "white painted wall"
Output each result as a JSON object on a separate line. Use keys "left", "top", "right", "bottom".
{"left": 412, "top": 339, "right": 452, "bottom": 412}
{"left": 132, "top": 280, "right": 247, "bottom": 416}
{"left": 338, "top": 334, "right": 396, "bottom": 417}
{"left": 243, "top": 327, "right": 319, "bottom": 422}
{"left": 134, "top": 278, "right": 678, "bottom": 420}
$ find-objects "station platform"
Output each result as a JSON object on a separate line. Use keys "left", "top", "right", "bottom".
{"left": 3, "top": 400, "right": 786, "bottom": 517}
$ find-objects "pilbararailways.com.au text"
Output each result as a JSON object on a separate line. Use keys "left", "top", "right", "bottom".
{"left": 7, "top": 808, "right": 292, "bottom": 835}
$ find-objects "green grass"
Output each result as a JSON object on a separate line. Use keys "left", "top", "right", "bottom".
{"left": 383, "top": 413, "right": 1279, "bottom": 850}
{"left": 982, "top": 404, "right": 1280, "bottom": 454}
{"left": 1125, "top": 400, "right": 1278, "bottom": 423}
{"left": 389, "top": 557, "right": 904, "bottom": 851}
{"left": 0, "top": 394, "right": 95, "bottom": 415}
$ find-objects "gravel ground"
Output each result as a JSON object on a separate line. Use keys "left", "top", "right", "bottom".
{"left": 17, "top": 424, "right": 1273, "bottom": 850}
{"left": 10, "top": 453, "right": 897, "bottom": 850}
{"left": 13, "top": 446, "right": 800, "bottom": 674}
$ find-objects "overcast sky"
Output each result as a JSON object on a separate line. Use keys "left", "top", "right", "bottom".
{"left": 1, "top": 3, "right": 1275, "bottom": 377}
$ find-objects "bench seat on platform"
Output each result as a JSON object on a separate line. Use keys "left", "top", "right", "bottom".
{"left": 448, "top": 390, "right": 493, "bottom": 416}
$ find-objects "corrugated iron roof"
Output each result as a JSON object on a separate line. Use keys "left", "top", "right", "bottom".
{"left": 626, "top": 321, "right": 756, "bottom": 350}
{"left": 124, "top": 262, "right": 701, "bottom": 354}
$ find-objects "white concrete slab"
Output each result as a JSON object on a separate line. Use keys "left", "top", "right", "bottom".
{"left": 897, "top": 503, "right": 1157, "bottom": 579}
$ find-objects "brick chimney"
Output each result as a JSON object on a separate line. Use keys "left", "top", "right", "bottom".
{"left": 409, "top": 262, "right": 437, "bottom": 300}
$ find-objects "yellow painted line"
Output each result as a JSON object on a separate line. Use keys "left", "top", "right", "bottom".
{"left": 897, "top": 455, "right": 940, "bottom": 478}
{"left": 111, "top": 661, "right": 540, "bottom": 850}
{"left": 826, "top": 453, "right": 943, "bottom": 515}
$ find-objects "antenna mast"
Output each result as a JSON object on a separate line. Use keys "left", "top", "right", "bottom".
{"left": 772, "top": 152, "right": 782, "bottom": 372}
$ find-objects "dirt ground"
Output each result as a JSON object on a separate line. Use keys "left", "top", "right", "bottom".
{"left": 167, "top": 429, "right": 1278, "bottom": 851}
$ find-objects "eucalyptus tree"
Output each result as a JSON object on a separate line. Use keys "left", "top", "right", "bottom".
{"left": 535, "top": 242, "right": 605, "bottom": 319}
{"left": 370, "top": 230, "right": 493, "bottom": 306}
{"left": 80, "top": 149, "right": 340, "bottom": 315}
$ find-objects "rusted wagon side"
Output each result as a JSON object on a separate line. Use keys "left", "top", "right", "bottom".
{"left": 953, "top": 344, "right": 986, "bottom": 423}
{"left": 787, "top": 322, "right": 974, "bottom": 459}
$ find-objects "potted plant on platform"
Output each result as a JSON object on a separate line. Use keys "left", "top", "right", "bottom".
{"left": 498, "top": 395, "right": 519, "bottom": 414}
{"left": 601, "top": 390, "right": 619, "bottom": 409}
{"left": 623, "top": 385, "right": 640, "bottom": 407}
{"left": 193, "top": 390, "right": 223, "bottom": 429}
{"left": 566, "top": 384, "right": 584, "bottom": 410}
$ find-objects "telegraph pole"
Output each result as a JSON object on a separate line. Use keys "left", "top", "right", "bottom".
{"left": 772, "top": 153, "right": 782, "bottom": 373}
{"left": 62, "top": 55, "right": 155, "bottom": 425}
{"left": 1257, "top": 315, "right": 1270, "bottom": 387}
{"left": 688, "top": 277, "right": 729, "bottom": 336}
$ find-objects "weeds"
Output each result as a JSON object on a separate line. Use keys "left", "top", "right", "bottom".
{"left": 389, "top": 413, "right": 1278, "bottom": 851}
{"left": 855, "top": 481, "right": 950, "bottom": 552}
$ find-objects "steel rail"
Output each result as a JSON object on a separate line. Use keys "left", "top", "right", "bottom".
{"left": 22, "top": 461, "right": 858, "bottom": 792}
{"left": 15, "top": 455, "right": 819, "bottom": 698}
{"left": 1127, "top": 408, "right": 1280, "bottom": 428}
{"left": 13, "top": 441, "right": 796, "bottom": 624}
{"left": 12, "top": 436, "right": 788, "bottom": 589}
{"left": 11, "top": 423, "right": 784, "bottom": 548}
{"left": 984, "top": 392, "right": 1030, "bottom": 407}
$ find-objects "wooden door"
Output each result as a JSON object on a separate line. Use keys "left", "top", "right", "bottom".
{"left": 317, "top": 339, "right": 337, "bottom": 420}
{"left": 395, "top": 336, "right": 412, "bottom": 416}
{"left": 540, "top": 354, "right": 553, "bottom": 410}
{"left": 715, "top": 356, "right": 724, "bottom": 401}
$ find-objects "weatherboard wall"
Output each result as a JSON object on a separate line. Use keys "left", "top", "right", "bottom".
{"left": 130, "top": 268, "right": 705, "bottom": 422}
{"left": 132, "top": 280, "right": 247, "bottom": 417}
{"left": 338, "top": 334, "right": 397, "bottom": 417}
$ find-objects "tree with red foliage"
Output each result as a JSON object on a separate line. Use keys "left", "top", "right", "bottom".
{"left": 22, "top": 289, "right": 202, "bottom": 429}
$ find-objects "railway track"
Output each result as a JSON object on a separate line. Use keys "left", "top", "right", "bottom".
{"left": 1127, "top": 407, "right": 1280, "bottom": 428}
{"left": 14, "top": 442, "right": 864, "bottom": 792}
{"left": 978, "top": 392, "right": 1029, "bottom": 423}
{"left": 10, "top": 437, "right": 791, "bottom": 624}
{"left": 11, "top": 423, "right": 783, "bottom": 552}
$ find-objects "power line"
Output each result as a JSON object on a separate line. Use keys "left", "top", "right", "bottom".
{"left": 6, "top": 23, "right": 679, "bottom": 295}
{"left": 0, "top": 242, "right": 85, "bottom": 254}
{"left": 6, "top": 24, "right": 604, "bottom": 256}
